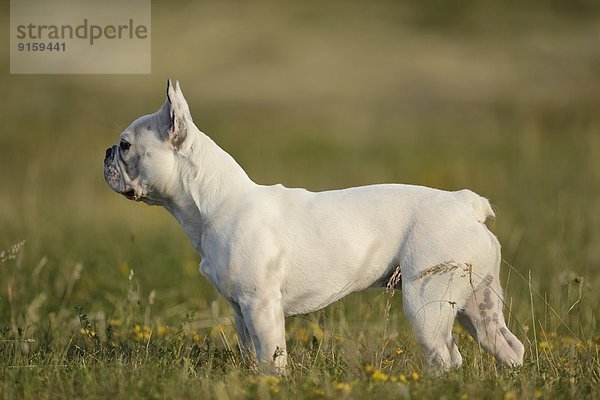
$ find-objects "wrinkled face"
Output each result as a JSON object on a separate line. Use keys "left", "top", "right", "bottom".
{"left": 104, "top": 113, "right": 178, "bottom": 205}
{"left": 104, "top": 80, "right": 191, "bottom": 205}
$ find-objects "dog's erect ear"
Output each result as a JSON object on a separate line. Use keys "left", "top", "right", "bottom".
{"left": 157, "top": 79, "right": 192, "bottom": 149}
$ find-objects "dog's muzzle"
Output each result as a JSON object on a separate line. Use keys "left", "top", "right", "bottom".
{"left": 104, "top": 145, "right": 123, "bottom": 193}
{"left": 103, "top": 146, "right": 140, "bottom": 201}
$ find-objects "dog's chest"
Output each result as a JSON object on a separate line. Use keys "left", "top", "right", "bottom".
{"left": 198, "top": 258, "right": 219, "bottom": 290}
{"left": 198, "top": 257, "right": 248, "bottom": 301}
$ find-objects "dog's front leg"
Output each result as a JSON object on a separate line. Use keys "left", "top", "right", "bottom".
{"left": 240, "top": 294, "right": 287, "bottom": 374}
{"left": 231, "top": 302, "right": 256, "bottom": 365}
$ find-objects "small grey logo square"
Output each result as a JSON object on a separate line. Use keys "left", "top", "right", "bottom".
{"left": 10, "top": 0, "right": 151, "bottom": 74}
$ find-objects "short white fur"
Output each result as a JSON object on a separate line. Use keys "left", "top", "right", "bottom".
{"left": 103, "top": 80, "right": 525, "bottom": 373}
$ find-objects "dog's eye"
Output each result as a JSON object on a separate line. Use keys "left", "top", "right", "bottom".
{"left": 120, "top": 140, "right": 131, "bottom": 151}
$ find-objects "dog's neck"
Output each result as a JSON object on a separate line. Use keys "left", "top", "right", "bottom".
{"left": 163, "top": 125, "right": 255, "bottom": 252}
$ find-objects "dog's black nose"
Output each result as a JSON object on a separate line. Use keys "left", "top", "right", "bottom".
{"left": 105, "top": 147, "right": 113, "bottom": 159}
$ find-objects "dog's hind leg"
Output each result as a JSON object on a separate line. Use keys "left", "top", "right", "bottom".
{"left": 457, "top": 272, "right": 524, "bottom": 366}
{"left": 402, "top": 276, "right": 464, "bottom": 370}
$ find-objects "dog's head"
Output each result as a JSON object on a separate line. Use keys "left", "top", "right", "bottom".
{"left": 103, "top": 80, "right": 192, "bottom": 205}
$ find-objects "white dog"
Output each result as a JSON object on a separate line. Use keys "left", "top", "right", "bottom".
{"left": 104, "top": 80, "right": 524, "bottom": 372}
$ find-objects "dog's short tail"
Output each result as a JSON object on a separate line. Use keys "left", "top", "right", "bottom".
{"left": 456, "top": 189, "right": 495, "bottom": 223}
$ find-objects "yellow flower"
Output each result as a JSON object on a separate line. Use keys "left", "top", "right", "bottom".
{"left": 395, "top": 347, "right": 404, "bottom": 355}
{"left": 263, "top": 376, "right": 280, "bottom": 385}
{"left": 333, "top": 382, "right": 352, "bottom": 394}
{"left": 538, "top": 340, "right": 553, "bottom": 351}
{"left": 133, "top": 324, "right": 152, "bottom": 341}
{"left": 504, "top": 390, "right": 516, "bottom": 400}
{"left": 372, "top": 369, "right": 388, "bottom": 382}
{"left": 399, "top": 374, "right": 408, "bottom": 384}
{"left": 157, "top": 325, "right": 168, "bottom": 336}
{"left": 363, "top": 364, "right": 374, "bottom": 373}
{"left": 313, "top": 388, "right": 326, "bottom": 396}
{"left": 411, "top": 371, "right": 420, "bottom": 381}
{"left": 79, "top": 328, "right": 96, "bottom": 337}
{"left": 297, "top": 327, "right": 310, "bottom": 343}
{"left": 534, "top": 388, "right": 543, "bottom": 399}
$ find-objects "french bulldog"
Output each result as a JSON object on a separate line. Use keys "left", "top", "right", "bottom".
{"left": 104, "top": 80, "right": 524, "bottom": 372}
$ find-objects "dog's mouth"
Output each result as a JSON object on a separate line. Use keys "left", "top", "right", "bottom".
{"left": 123, "top": 188, "right": 135, "bottom": 199}
{"left": 122, "top": 188, "right": 140, "bottom": 201}
{"left": 104, "top": 146, "right": 140, "bottom": 201}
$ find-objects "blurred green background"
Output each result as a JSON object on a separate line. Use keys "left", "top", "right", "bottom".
{"left": 1, "top": 0, "right": 599, "bottom": 336}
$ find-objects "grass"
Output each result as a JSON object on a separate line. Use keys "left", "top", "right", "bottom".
{"left": 2, "top": 1, "right": 600, "bottom": 398}
{"left": 1, "top": 244, "right": 598, "bottom": 399}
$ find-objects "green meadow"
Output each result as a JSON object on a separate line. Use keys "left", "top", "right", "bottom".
{"left": 1, "top": 1, "right": 598, "bottom": 398}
